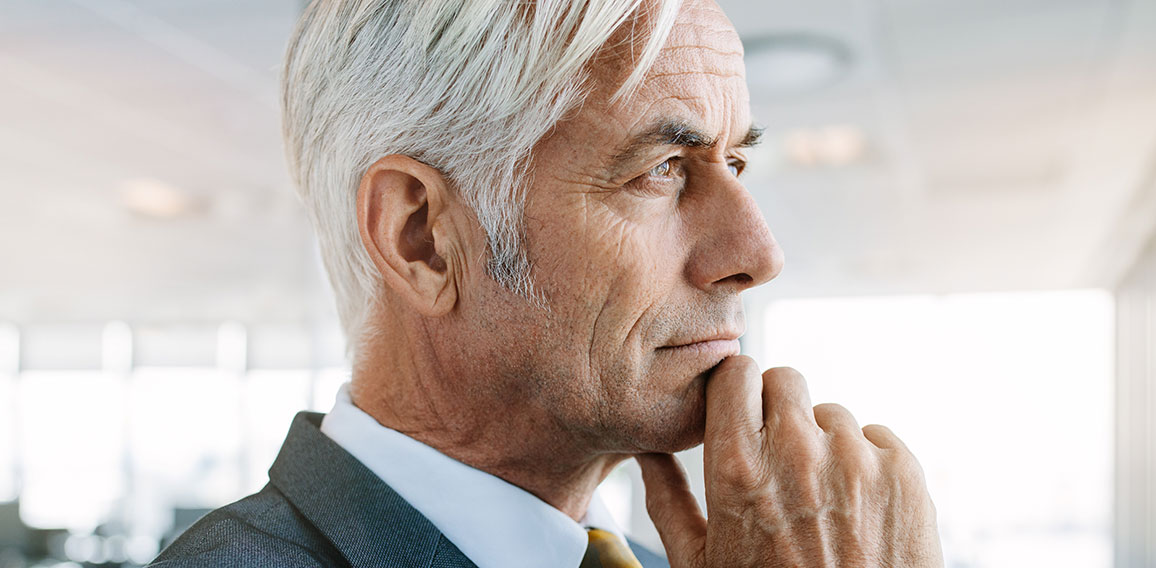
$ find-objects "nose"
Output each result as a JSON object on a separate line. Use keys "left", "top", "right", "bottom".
{"left": 685, "top": 173, "right": 784, "bottom": 293}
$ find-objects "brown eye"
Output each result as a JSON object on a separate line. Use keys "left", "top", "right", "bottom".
{"left": 728, "top": 160, "right": 745, "bottom": 177}
{"left": 649, "top": 159, "right": 674, "bottom": 177}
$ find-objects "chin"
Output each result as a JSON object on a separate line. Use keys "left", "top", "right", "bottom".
{"left": 619, "top": 372, "right": 709, "bottom": 454}
{"left": 644, "top": 418, "right": 706, "bottom": 454}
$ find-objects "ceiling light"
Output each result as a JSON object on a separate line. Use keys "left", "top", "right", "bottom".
{"left": 744, "top": 33, "right": 853, "bottom": 96}
{"left": 783, "top": 125, "right": 868, "bottom": 168}
{"left": 118, "top": 178, "right": 196, "bottom": 219}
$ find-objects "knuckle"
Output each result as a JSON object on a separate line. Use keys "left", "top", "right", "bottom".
{"left": 829, "top": 432, "right": 875, "bottom": 471}
{"left": 768, "top": 426, "right": 824, "bottom": 471}
{"left": 714, "top": 450, "right": 762, "bottom": 491}
{"left": 764, "top": 365, "right": 806, "bottom": 385}
{"left": 885, "top": 449, "right": 928, "bottom": 486}
{"left": 813, "top": 402, "right": 856, "bottom": 425}
{"left": 717, "top": 354, "right": 759, "bottom": 376}
{"left": 763, "top": 367, "right": 811, "bottom": 410}
{"left": 903, "top": 452, "right": 929, "bottom": 480}
{"left": 924, "top": 494, "right": 939, "bottom": 517}
{"left": 813, "top": 401, "right": 847, "bottom": 414}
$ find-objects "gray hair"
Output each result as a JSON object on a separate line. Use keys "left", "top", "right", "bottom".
{"left": 282, "top": 0, "right": 682, "bottom": 351}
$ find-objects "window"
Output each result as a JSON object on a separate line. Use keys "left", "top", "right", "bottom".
{"left": 757, "top": 290, "right": 1114, "bottom": 567}
{"left": 19, "top": 371, "right": 126, "bottom": 531}
{"left": 242, "top": 370, "right": 311, "bottom": 494}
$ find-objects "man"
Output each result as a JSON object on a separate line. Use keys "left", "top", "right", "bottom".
{"left": 152, "top": 0, "right": 942, "bottom": 566}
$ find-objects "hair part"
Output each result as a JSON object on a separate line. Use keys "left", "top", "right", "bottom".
{"left": 282, "top": 0, "right": 684, "bottom": 357}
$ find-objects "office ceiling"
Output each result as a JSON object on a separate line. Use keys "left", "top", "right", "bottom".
{"left": 1, "top": 0, "right": 1155, "bottom": 324}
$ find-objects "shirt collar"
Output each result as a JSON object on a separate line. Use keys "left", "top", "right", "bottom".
{"left": 320, "top": 383, "right": 627, "bottom": 568}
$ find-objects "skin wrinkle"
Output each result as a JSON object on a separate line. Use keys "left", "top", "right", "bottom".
{"left": 652, "top": 55, "right": 741, "bottom": 80}
{"left": 605, "top": 118, "right": 759, "bottom": 178}
{"left": 633, "top": 104, "right": 730, "bottom": 157}
{"left": 354, "top": 0, "right": 779, "bottom": 520}
{"left": 645, "top": 69, "right": 745, "bottom": 83}
{"left": 554, "top": 173, "right": 620, "bottom": 192}
{"left": 660, "top": 44, "right": 743, "bottom": 57}
{"left": 585, "top": 275, "right": 613, "bottom": 396}
{"left": 614, "top": 120, "right": 718, "bottom": 165}
{"left": 576, "top": 197, "right": 624, "bottom": 436}
{"left": 628, "top": 88, "right": 716, "bottom": 120}
{"left": 606, "top": 125, "right": 755, "bottom": 190}
{"left": 590, "top": 226, "right": 646, "bottom": 387}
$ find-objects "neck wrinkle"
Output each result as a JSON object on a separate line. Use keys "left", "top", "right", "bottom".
{"left": 350, "top": 308, "right": 625, "bottom": 522}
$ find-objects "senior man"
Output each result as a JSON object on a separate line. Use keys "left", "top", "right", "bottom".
{"left": 152, "top": 0, "right": 942, "bottom": 566}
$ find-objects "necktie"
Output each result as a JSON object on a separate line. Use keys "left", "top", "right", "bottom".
{"left": 580, "top": 528, "right": 644, "bottom": 568}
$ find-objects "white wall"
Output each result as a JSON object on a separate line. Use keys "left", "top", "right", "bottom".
{"left": 1115, "top": 230, "right": 1156, "bottom": 567}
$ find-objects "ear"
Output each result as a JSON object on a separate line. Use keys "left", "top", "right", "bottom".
{"left": 356, "top": 155, "right": 459, "bottom": 317}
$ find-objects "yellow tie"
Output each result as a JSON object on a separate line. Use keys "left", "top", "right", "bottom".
{"left": 581, "top": 528, "right": 644, "bottom": 568}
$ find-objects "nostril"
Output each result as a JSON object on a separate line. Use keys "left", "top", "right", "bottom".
{"left": 722, "top": 273, "right": 753, "bottom": 287}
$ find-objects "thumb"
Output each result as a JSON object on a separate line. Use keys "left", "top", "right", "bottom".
{"left": 636, "top": 453, "right": 707, "bottom": 568}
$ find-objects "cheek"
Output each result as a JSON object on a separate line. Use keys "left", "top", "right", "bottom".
{"left": 526, "top": 196, "right": 687, "bottom": 368}
{"left": 575, "top": 212, "right": 686, "bottom": 353}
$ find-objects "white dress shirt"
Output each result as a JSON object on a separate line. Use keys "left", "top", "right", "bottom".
{"left": 320, "top": 383, "right": 627, "bottom": 568}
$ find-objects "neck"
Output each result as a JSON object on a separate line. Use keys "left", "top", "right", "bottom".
{"left": 350, "top": 314, "right": 626, "bottom": 520}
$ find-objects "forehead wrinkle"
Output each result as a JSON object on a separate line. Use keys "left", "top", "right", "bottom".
{"left": 662, "top": 31, "right": 742, "bottom": 53}
{"left": 644, "top": 70, "right": 745, "bottom": 82}
{"left": 659, "top": 44, "right": 743, "bottom": 58}
{"left": 573, "top": 1, "right": 750, "bottom": 176}
{"left": 663, "top": 4, "right": 745, "bottom": 51}
{"left": 648, "top": 41, "right": 744, "bottom": 76}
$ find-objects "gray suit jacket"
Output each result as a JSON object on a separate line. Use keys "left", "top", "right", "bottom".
{"left": 150, "top": 412, "right": 669, "bottom": 567}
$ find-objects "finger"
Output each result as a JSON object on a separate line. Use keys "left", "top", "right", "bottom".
{"left": 761, "top": 367, "right": 820, "bottom": 434}
{"left": 636, "top": 453, "right": 707, "bottom": 567}
{"left": 862, "top": 423, "right": 909, "bottom": 451}
{"left": 812, "top": 403, "right": 862, "bottom": 437}
{"left": 704, "top": 355, "right": 763, "bottom": 448}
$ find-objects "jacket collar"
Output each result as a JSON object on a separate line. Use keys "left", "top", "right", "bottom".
{"left": 268, "top": 411, "right": 475, "bottom": 568}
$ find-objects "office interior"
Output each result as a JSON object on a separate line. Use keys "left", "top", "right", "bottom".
{"left": 1, "top": 0, "right": 1154, "bottom": 566}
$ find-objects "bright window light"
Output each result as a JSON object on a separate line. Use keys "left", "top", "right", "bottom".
{"left": 128, "top": 366, "right": 243, "bottom": 532}
{"left": 0, "top": 376, "right": 17, "bottom": 502}
{"left": 242, "top": 370, "right": 311, "bottom": 494}
{"left": 758, "top": 290, "right": 1114, "bottom": 568}
{"left": 310, "top": 368, "right": 351, "bottom": 412}
{"left": 19, "top": 371, "right": 126, "bottom": 531}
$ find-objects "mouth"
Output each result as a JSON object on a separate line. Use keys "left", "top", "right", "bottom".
{"left": 656, "top": 338, "right": 742, "bottom": 359}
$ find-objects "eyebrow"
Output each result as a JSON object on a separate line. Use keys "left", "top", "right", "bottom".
{"left": 609, "top": 119, "right": 765, "bottom": 170}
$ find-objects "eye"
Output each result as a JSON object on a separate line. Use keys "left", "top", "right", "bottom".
{"left": 624, "top": 157, "right": 686, "bottom": 198}
{"left": 649, "top": 158, "right": 674, "bottom": 178}
{"left": 727, "top": 159, "right": 746, "bottom": 177}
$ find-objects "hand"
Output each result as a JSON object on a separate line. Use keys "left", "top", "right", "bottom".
{"left": 637, "top": 356, "right": 942, "bottom": 567}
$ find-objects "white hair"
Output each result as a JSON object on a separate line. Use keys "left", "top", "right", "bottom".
{"left": 282, "top": 0, "right": 683, "bottom": 352}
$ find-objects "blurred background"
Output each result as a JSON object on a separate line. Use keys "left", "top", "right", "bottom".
{"left": 0, "top": 0, "right": 1153, "bottom": 566}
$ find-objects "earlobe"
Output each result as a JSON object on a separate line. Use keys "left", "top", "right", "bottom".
{"left": 356, "top": 155, "right": 459, "bottom": 317}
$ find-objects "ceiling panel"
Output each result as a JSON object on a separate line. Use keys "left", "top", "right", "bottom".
{"left": 0, "top": 0, "right": 1153, "bottom": 324}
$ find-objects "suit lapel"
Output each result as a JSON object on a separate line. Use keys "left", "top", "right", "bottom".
{"left": 269, "top": 412, "right": 477, "bottom": 568}
{"left": 268, "top": 412, "right": 663, "bottom": 568}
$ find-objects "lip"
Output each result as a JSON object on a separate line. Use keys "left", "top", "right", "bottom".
{"left": 657, "top": 338, "right": 742, "bottom": 358}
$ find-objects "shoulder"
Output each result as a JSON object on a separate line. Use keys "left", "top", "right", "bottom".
{"left": 148, "top": 484, "right": 348, "bottom": 568}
